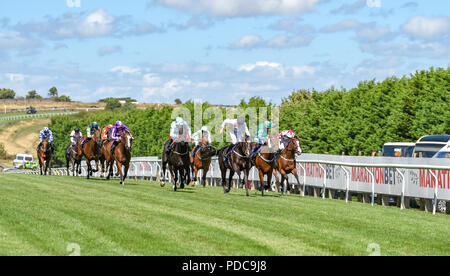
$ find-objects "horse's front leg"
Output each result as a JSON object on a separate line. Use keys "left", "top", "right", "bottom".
{"left": 258, "top": 169, "right": 265, "bottom": 196}
{"left": 202, "top": 167, "right": 209, "bottom": 187}
{"left": 122, "top": 163, "right": 129, "bottom": 185}
{"left": 116, "top": 160, "right": 124, "bottom": 185}
{"left": 244, "top": 169, "right": 249, "bottom": 197}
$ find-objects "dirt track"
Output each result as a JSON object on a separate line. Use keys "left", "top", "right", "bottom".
{"left": 0, "top": 119, "right": 50, "bottom": 160}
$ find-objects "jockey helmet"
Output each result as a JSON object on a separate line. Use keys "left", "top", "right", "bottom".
{"left": 74, "top": 128, "right": 80, "bottom": 133}
{"left": 264, "top": 121, "right": 272, "bottom": 129}
{"left": 115, "top": 121, "right": 124, "bottom": 128}
{"left": 175, "top": 117, "right": 184, "bottom": 124}
{"left": 43, "top": 127, "right": 50, "bottom": 133}
{"left": 92, "top": 122, "right": 99, "bottom": 129}
{"left": 201, "top": 126, "right": 209, "bottom": 132}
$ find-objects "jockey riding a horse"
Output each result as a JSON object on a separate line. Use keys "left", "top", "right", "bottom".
{"left": 37, "top": 127, "right": 54, "bottom": 152}
{"left": 101, "top": 124, "right": 114, "bottom": 141}
{"left": 68, "top": 127, "right": 83, "bottom": 153}
{"left": 164, "top": 117, "right": 192, "bottom": 155}
{"left": 278, "top": 129, "right": 298, "bottom": 149}
{"left": 110, "top": 121, "right": 132, "bottom": 156}
{"left": 220, "top": 117, "right": 251, "bottom": 164}
{"left": 191, "top": 126, "right": 211, "bottom": 159}
{"left": 250, "top": 120, "right": 274, "bottom": 165}
{"left": 81, "top": 122, "right": 99, "bottom": 148}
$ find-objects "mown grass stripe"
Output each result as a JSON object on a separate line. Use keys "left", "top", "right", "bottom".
{"left": 0, "top": 174, "right": 448, "bottom": 256}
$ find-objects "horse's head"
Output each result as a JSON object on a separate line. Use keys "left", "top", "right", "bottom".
{"left": 121, "top": 130, "right": 134, "bottom": 151}
{"left": 263, "top": 135, "right": 279, "bottom": 154}
{"left": 93, "top": 128, "right": 102, "bottom": 146}
{"left": 292, "top": 136, "right": 302, "bottom": 155}
{"left": 237, "top": 135, "right": 252, "bottom": 157}
{"left": 41, "top": 137, "right": 50, "bottom": 153}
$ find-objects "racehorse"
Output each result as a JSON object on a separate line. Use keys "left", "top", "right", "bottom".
{"left": 37, "top": 136, "right": 53, "bottom": 175}
{"left": 254, "top": 135, "right": 279, "bottom": 196}
{"left": 65, "top": 137, "right": 83, "bottom": 176}
{"left": 273, "top": 136, "right": 302, "bottom": 194}
{"left": 190, "top": 135, "right": 215, "bottom": 187}
{"left": 218, "top": 136, "right": 252, "bottom": 196}
{"left": 104, "top": 130, "right": 133, "bottom": 185}
{"left": 82, "top": 128, "right": 103, "bottom": 179}
{"left": 161, "top": 135, "right": 191, "bottom": 191}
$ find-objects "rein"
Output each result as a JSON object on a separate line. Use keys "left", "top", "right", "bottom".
{"left": 258, "top": 152, "right": 278, "bottom": 163}
{"left": 279, "top": 139, "right": 297, "bottom": 162}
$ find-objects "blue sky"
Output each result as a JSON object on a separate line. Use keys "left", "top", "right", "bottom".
{"left": 0, "top": 0, "right": 449, "bottom": 104}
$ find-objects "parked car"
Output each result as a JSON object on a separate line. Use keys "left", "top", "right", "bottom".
{"left": 413, "top": 135, "right": 450, "bottom": 158}
{"left": 13, "top": 154, "right": 34, "bottom": 169}
{"left": 381, "top": 142, "right": 415, "bottom": 157}
{"left": 432, "top": 143, "right": 450, "bottom": 158}
{"left": 26, "top": 107, "right": 37, "bottom": 114}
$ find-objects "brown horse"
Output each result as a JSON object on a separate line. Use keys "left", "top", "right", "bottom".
{"left": 82, "top": 128, "right": 103, "bottom": 179}
{"left": 66, "top": 137, "right": 83, "bottom": 176}
{"left": 37, "top": 136, "right": 53, "bottom": 175}
{"left": 254, "top": 135, "right": 279, "bottom": 196}
{"left": 218, "top": 136, "right": 252, "bottom": 196}
{"left": 104, "top": 130, "right": 133, "bottom": 185}
{"left": 273, "top": 136, "right": 302, "bottom": 194}
{"left": 190, "top": 135, "right": 215, "bottom": 187}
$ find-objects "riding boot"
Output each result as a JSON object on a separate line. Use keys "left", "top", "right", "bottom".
{"left": 36, "top": 142, "right": 42, "bottom": 152}
{"left": 250, "top": 144, "right": 261, "bottom": 165}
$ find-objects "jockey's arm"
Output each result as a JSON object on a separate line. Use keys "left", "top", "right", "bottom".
{"left": 169, "top": 121, "right": 177, "bottom": 138}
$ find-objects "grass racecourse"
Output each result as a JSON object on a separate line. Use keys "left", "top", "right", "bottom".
{"left": 0, "top": 174, "right": 449, "bottom": 256}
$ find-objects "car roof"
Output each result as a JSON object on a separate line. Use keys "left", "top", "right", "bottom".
{"left": 416, "top": 135, "right": 450, "bottom": 143}
{"left": 383, "top": 142, "right": 415, "bottom": 146}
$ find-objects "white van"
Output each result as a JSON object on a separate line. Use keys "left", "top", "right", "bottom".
{"left": 432, "top": 143, "right": 450, "bottom": 158}
{"left": 13, "top": 154, "right": 34, "bottom": 169}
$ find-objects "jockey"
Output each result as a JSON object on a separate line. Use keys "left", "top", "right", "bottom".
{"left": 278, "top": 129, "right": 296, "bottom": 150}
{"left": 101, "top": 124, "right": 114, "bottom": 141}
{"left": 191, "top": 126, "right": 211, "bottom": 158}
{"left": 86, "top": 122, "right": 99, "bottom": 138}
{"left": 164, "top": 117, "right": 192, "bottom": 155}
{"left": 110, "top": 121, "right": 132, "bottom": 154}
{"left": 81, "top": 122, "right": 99, "bottom": 147}
{"left": 220, "top": 117, "right": 250, "bottom": 144}
{"left": 37, "top": 127, "right": 54, "bottom": 152}
{"left": 250, "top": 120, "right": 274, "bottom": 163}
{"left": 70, "top": 128, "right": 83, "bottom": 147}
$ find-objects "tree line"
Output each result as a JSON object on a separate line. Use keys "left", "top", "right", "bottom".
{"left": 47, "top": 67, "right": 449, "bottom": 164}
{"left": 0, "top": 86, "right": 71, "bottom": 102}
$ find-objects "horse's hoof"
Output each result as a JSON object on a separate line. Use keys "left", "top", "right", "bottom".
{"left": 160, "top": 181, "right": 165, "bottom": 187}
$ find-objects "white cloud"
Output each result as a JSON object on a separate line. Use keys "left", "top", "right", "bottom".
{"left": 5, "top": 73, "right": 26, "bottom": 82}
{"left": 231, "top": 35, "right": 263, "bottom": 49}
{"left": 14, "top": 9, "right": 117, "bottom": 40}
{"left": 402, "top": 16, "right": 450, "bottom": 39}
{"left": 154, "top": 0, "right": 322, "bottom": 17}
{"left": 110, "top": 66, "right": 141, "bottom": 75}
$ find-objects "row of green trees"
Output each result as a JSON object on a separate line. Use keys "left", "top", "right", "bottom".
{"left": 48, "top": 67, "right": 449, "bottom": 164}
{"left": 0, "top": 87, "right": 71, "bottom": 101}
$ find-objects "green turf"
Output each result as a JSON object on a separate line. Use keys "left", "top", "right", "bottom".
{"left": 0, "top": 174, "right": 448, "bottom": 256}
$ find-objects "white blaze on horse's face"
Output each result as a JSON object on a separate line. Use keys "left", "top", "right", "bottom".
{"left": 296, "top": 141, "right": 302, "bottom": 154}
{"left": 127, "top": 136, "right": 131, "bottom": 148}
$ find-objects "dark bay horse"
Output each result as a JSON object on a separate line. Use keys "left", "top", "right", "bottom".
{"left": 218, "top": 136, "right": 252, "bottom": 196}
{"left": 82, "top": 129, "right": 103, "bottom": 179}
{"left": 66, "top": 137, "right": 83, "bottom": 176}
{"left": 104, "top": 130, "right": 133, "bottom": 185}
{"left": 254, "top": 135, "right": 279, "bottom": 196}
{"left": 190, "top": 135, "right": 215, "bottom": 187}
{"left": 37, "top": 136, "right": 52, "bottom": 175}
{"left": 273, "top": 136, "right": 302, "bottom": 194}
{"left": 161, "top": 137, "right": 191, "bottom": 191}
